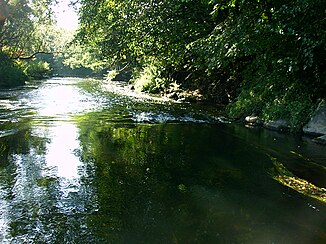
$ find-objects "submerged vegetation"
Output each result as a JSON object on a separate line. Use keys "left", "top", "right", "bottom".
{"left": 1, "top": 1, "right": 325, "bottom": 242}
{"left": 270, "top": 157, "right": 326, "bottom": 203}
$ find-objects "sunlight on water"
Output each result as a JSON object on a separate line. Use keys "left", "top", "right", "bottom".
{"left": 37, "top": 85, "right": 85, "bottom": 117}
{"left": 44, "top": 123, "right": 81, "bottom": 179}
{"left": 0, "top": 78, "right": 325, "bottom": 243}
{"left": 0, "top": 198, "right": 9, "bottom": 243}
{"left": 30, "top": 79, "right": 100, "bottom": 121}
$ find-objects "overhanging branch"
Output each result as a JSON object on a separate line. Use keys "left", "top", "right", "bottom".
{"left": 14, "top": 51, "right": 63, "bottom": 60}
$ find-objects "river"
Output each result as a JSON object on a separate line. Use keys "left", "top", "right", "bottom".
{"left": 0, "top": 78, "right": 325, "bottom": 243}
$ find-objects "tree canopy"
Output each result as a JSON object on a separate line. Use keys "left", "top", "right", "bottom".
{"left": 0, "top": 0, "right": 57, "bottom": 57}
{"left": 0, "top": 0, "right": 89, "bottom": 84}
{"left": 0, "top": 0, "right": 59, "bottom": 85}
{"left": 1, "top": 0, "right": 325, "bottom": 128}
{"left": 76, "top": 0, "right": 326, "bottom": 128}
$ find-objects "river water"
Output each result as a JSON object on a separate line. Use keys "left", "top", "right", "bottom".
{"left": 0, "top": 78, "right": 325, "bottom": 243}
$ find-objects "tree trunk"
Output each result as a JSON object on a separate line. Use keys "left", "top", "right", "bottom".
{"left": 0, "top": 0, "right": 8, "bottom": 32}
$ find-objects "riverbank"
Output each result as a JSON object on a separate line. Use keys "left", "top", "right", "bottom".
{"left": 163, "top": 83, "right": 325, "bottom": 145}
{"left": 104, "top": 78, "right": 326, "bottom": 145}
{"left": 1, "top": 78, "right": 325, "bottom": 243}
{"left": 0, "top": 53, "right": 27, "bottom": 87}
{"left": 239, "top": 100, "right": 326, "bottom": 145}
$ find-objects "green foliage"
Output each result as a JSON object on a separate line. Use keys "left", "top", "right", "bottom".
{"left": 76, "top": 0, "right": 215, "bottom": 70}
{"left": 0, "top": 0, "right": 56, "bottom": 58}
{"left": 227, "top": 77, "right": 314, "bottom": 129}
{"left": 0, "top": 52, "right": 27, "bottom": 87}
{"left": 0, "top": 0, "right": 71, "bottom": 83}
{"left": 133, "top": 64, "right": 169, "bottom": 94}
{"left": 20, "top": 60, "right": 51, "bottom": 79}
{"left": 62, "top": 42, "right": 107, "bottom": 71}
{"left": 76, "top": 0, "right": 326, "bottom": 129}
{"left": 199, "top": 0, "right": 325, "bottom": 127}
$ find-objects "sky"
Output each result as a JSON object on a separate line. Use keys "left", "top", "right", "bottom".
{"left": 52, "top": 1, "right": 79, "bottom": 30}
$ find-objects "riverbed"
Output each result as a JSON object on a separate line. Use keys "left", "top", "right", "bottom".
{"left": 0, "top": 78, "right": 325, "bottom": 243}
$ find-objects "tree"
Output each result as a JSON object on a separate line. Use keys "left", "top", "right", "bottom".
{"left": 203, "top": 0, "right": 326, "bottom": 127}
{"left": 76, "top": 0, "right": 217, "bottom": 90}
{"left": 0, "top": 0, "right": 9, "bottom": 32}
{"left": 0, "top": 0, "right": 57, "bottom": 58}
{"left": 0, "top": 0, "right": 58, "bottom": 85}
{"left": 76, "top": 0, "right": 326, "bottom": 128}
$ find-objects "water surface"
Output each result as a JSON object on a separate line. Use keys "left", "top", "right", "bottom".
{"left": 0, "top": 78, "right": 325, "bottom": 243}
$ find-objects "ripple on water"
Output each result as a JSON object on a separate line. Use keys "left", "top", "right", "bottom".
{"left": 3, "top": 78, "right": 326, "bottom": 243}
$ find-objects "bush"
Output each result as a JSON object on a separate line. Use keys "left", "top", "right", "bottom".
{"left": 192, "top": 0, "right": 326, "bottom": 129}
{"left": 132, "top": 64, "right": 169, "bottom": 94}
{"left": 20, "top": 60, "right": 52, "bottom": 79}
{"left": 0, "top": 52, "right": 27, "bottom": 87}
{"left": 227, "top": 69, "right": 315, "bottom": 130}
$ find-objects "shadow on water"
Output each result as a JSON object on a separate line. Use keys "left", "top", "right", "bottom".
{"left": 75, "top": 117, "right": 326, "bottom": 243}
{"left": 0, "top": 78, "right": 325, "bottom": 243}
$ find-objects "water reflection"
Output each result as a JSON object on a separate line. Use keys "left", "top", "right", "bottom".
{"left": 0, "top": 121, "right": 97, "bottom": 243}
{"left": 0, "top": 79, "right": 99, "bottom": 242}
{"left": 75, "top": 116, "right": 326, "bottom": 243}
{"left": 0, "top": 78, "right": 325, "bottom": 243}
{"left": 29, "top": 79, "right": 103, "bottom": 122}
{"left": 43, "top": 123, "right": 81, "bottom": 179}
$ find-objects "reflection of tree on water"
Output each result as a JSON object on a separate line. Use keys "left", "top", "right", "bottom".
{"left": 0, "top": 75, "right": 325, "bottom": 243}
{"left": 0, "top": 121, "right": 46, "bottom": 241}
{"left": 0, "top": 125, "right": 44, "bottom": 163}
{"left": 76, "top": 113, "right": 326, "bottom": 243}
{"left": 0, "top": 121, "right": 96, "bottom": 243}
{"left": 77, "top": 122, "right": 241, "bottom": 243}
{"left": 0, "top": 112, "right": 325, "bottom": 242}
{"left": 76, "top": 118, "right": 225, "bottom": 242}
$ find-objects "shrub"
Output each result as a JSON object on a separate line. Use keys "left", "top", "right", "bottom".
{"left": 0, "top": 52, "right": 27, "bottom": 87}
{"left": 20, "top": 60, "right": 52, "bottom": 79}
{"left": 132, "top": 64, "right": 169, "bottom": 94}
{"left": 227, "top": 67, "right": 315, "bottom": 130}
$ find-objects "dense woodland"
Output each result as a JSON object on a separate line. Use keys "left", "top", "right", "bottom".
{"left": 0, "top": 0, "right": 56, "bottom": 83}
{"left": 1, "top": 0, "right": 326, "bottom": 129}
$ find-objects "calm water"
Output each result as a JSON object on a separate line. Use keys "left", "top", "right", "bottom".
{"left": 0, "top": 78, "right": 325, "bottom": 243}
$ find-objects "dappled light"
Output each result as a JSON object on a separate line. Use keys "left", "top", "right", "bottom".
{"left": 1, "top": 0, "right": 326, "bottom": 242}
{"left": 1, "top": 78, "right": 325, "bottom": 243}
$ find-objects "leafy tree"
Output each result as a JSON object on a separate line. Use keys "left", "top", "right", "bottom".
{"left": 205, "top": 0, "right": 326, "bottom": 127}
{"left": 76, "top": 0, "right": 216, "bottom": 77}
{"left": 0, "top": 0, "right": 57, "bottom": 58}
{"left": 0, "top": 0, "right": 9, "bottom": 32}
{"left": 0, "top": 0, "right": 68, "bottom": 85}
{"left": 76, "top": 0, "right": 326, "bottom": 128}
{"left": 0, "top": 51, "right": 27, "bottom": 86}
